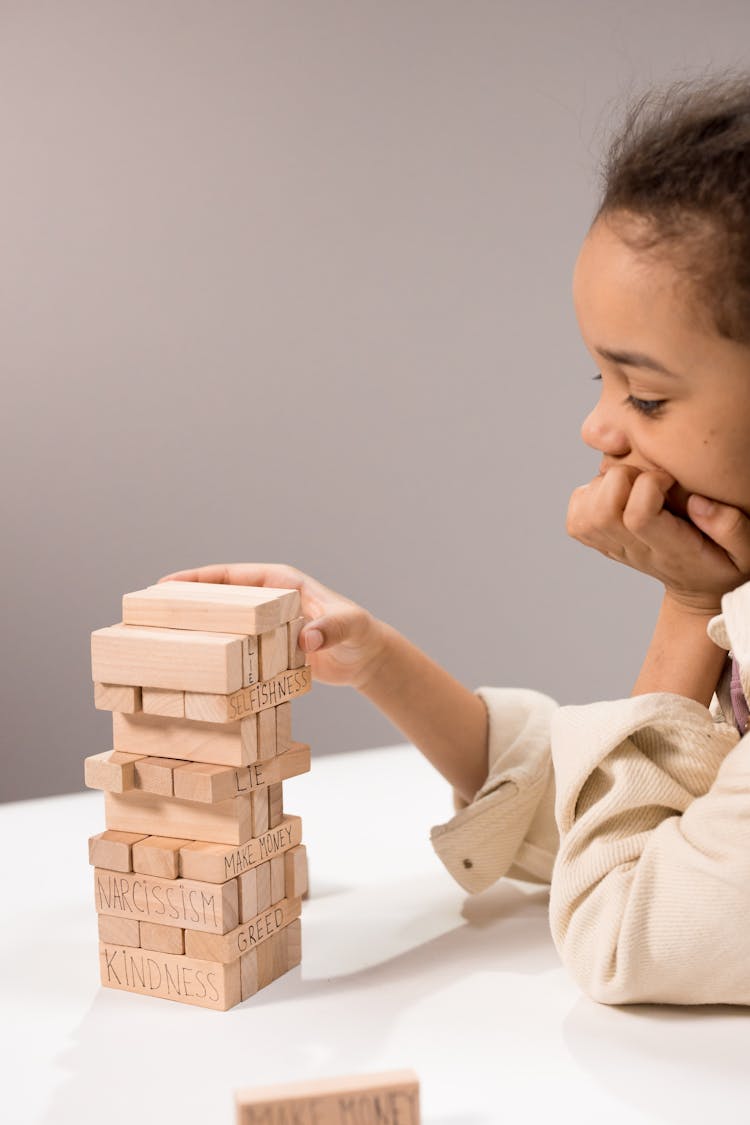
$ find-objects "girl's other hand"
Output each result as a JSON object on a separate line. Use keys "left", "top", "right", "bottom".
{"left": 156, "top": 563, "right": 388, "bottom": 690}
{"left": 566, "top": 466, "right": 750, "bottom": 616}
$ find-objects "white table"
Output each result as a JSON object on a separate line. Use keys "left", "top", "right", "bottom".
{"left": 2, "top": 744, "right": 749, "bottom": 1125}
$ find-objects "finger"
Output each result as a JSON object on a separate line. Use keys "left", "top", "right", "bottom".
{"left": 619, "top": 470, "right": 677, "bottom": 539}
{"left": 157, "top": 565, "right": 231, "bottom": 584}
{"left": 687, "top": 494, "right": 750, "bottom": 568}
{"left": 157, "top": 563, "right": 304, "bottom": 588}
{"left": 299, "top": 607, "right": 367, "bottom": 652}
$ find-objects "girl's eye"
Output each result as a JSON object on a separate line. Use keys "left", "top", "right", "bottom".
{"left": 591, "top": 372, "right": 667, "bottom": 419}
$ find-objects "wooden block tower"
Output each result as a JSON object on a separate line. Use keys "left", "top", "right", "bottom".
{"left": 85, "top": 580, "right": 312, "bottom": 1010}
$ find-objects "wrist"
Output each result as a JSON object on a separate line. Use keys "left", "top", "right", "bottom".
{"left": 663, "top": 588, "right": 722, "bottom": 619}
{"left": 352, "top": 617, "right": 396, "bottom": 694}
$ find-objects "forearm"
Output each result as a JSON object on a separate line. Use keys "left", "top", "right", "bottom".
{"left": 357, "top": 621, "right": 489, "bottom": 804}
{"left": 631, "top": 592, "right": 726, "bottom": 708}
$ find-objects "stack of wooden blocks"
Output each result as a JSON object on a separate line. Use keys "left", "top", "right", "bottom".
{"left": 85, "top": 580, "right": 313, "bottom": 1011}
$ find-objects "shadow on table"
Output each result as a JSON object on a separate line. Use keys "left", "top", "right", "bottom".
{"left": 42, "top": 876, "right": 553, "bottom": 1123}
{"left": 561, "top": 989, "right": 750, "bottom": 1125}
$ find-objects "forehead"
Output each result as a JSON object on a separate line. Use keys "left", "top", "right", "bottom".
{"left": 572, "top": 217, "right": 697, "bottom": 348}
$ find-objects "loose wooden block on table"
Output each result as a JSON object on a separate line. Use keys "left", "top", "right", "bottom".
{"left": 89, "top": 830, "right": 147, "bottom": 872}
{"left": 91, "top": 622, "right": 254, "bottom": 694}
{"left": 122, "top": 581, "right": 300, "bottom": 636}
{"left": 179, "top": 814, "right": 303, "bottom": 882}
{"left": 99, "top": 941, "right": 241, "bottom": 1011}
{"left": 94, "top": 683, "right": 142, "bottom": 713}
{"left": 142, "top": 687, "right": 185, "bottom": 718}
{"left": 132, "top": 835, "right": 191, "bottom": 879}
{"left": 94, "top": 866, "right": 238, "bottom": 934}
{"left": 234, "top": 1070, "right": 421, "bottom": 1124}
{"left": 184, "top": 665, "right": 311, "bottom": 724}
{"left": 113, "top": 710, "right": 258, "bottom": 767}
{"left": 84, "top": 750, "right": 144, "bottom": 793}
{"left": 184, "top": 895, "right": 301, "bottom": 963}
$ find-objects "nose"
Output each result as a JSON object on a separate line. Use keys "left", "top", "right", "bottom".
{"left": 580, "top": 400, "right": 630, "bottom": 459}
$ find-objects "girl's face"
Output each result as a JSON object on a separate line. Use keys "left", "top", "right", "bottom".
{"left": 573, "top": 215, "right": 750, "bottom": 519}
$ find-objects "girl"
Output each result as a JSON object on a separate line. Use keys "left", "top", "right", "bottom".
{"left": 160, "top": 70, "right": 750, "bottom": 1007}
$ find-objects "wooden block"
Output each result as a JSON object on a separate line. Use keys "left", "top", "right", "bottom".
{"left": 105, "top": 789, "right": 252, "bottom": 846}
{"left": 237, "top": 868, "right": 258, "bottom": 923}
{"left": 184, "top": 895, "right": 301, "bottom": 963}
{"left": 98, "top": 913, "right": 140, "bottom": 946}
{"left": 139, "top": 921, "right": 185, "bottom": 955}
{"left": 142, "top": 687, "right": 185, "bottom": 718}
{"left": 99, "top": 941, "right": 241, "bottom": 1011}
{"left": 172, "top": 761, "right": 244, "bottom": 804}
{"left": 132, "top": 836, "right": 191, "bottom": 879}
{"left": 284, "top": 845, "right": 308, "bottom": 900}
{"left": 287, "top": 616, "right": 309, "bottom": 669}
{"left": 84, "top": 750, "right": 144, "bottom": 793}
{"left": 256, "top": 926, "right": 287, "bottom": 990}
{"left": 122, "top": 581, "right": 300, "bottom": 635}
{"left": 250, "top": 789, "right": 269, "bottom": 837}
{"left": 125, "top": 751, "right": 307, "bottom": 809}
{"left": 179, "top": 815, "right": 303, "bottom": 882}
{"left": 94, "top": 683, "right": 142, "bottom": 713}
{"left": 240, "top": 946, "right": 258, "bottom": 1001}
{"left": 243, "top": 636, "right": 259, "bottom": 685}
{"left": 268, "top": 783, "right": 283, "bottom": 828}
{"left": 256, "top": 861, "right": 271, "bottom": 913}
{"left": 113, "top": 710, "right": 258, "bottom": 767}
{"left": 133, "top": 756, "right": 177, "bottom": 797}
{"left": 257, "top": 705, "right": 276, "bottom": 762}
{"left": 235, "top": 1070, "right": 421, "bottom": 1123}
{"left": 258, "top": 625, "right": 288, "bottom": 681}
{"left": 88, "top": 830, "right": 147, "bottom": 872}
{"left": 275, "top": 702, "right": 292, "bottom": 753}
{"left": 184, "top": 665, "right": 311, "bottom": 723}
{"left": 270, "top": 855, "right": 284, "bottom": 904}
{"left": 91, "top": 621, "right": 246, "bottom": 694}
{"left": 94, "top": 866, "right": 238, "bottom": 934}
{"left": 285, "top": 918, "right": 301, "bottom": 969}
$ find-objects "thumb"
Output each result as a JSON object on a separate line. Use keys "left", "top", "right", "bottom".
{"left": 688, "top": 494, "right": 717, "bottom": 520}
{"left": 299, "top": 615, "right": 349, "bottom": 652}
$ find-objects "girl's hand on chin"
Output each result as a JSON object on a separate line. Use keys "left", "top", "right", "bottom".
{"left": 566, "top": 464, "right": 750, "bottom": 616}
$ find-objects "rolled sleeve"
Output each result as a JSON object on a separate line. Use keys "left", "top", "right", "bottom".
{"left": 429, "top": 685, "right": 560, "bottom": 894}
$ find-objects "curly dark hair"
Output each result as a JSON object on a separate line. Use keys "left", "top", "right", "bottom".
{"left": 589, "top": 65, "right": 750, "bottom": 346}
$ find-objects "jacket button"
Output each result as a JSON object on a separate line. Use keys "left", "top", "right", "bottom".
{"left": 462, "top": 858, "right": 473, "bottom": 869}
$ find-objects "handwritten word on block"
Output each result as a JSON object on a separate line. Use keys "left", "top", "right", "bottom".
{"left": 235, "top": 1070, "right": 420, "bottom": 1124}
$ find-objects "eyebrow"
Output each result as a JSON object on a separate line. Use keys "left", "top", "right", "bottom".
{"left": 594, "top": 347, "right": 681, "bottom": 378}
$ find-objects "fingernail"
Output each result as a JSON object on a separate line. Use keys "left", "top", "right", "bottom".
{"left": 690, "top": 495, "right": 715, "bottom": 516}
{"left": 304, "top": 628, "right": 323, "bottom": 651}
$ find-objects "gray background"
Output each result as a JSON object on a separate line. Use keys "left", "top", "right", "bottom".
{"left": 2, "top": 1, "right": 746, "bottom": 801}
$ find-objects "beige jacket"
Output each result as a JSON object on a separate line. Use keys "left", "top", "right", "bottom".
{"left": 430, "top": 579, "right": 750, "bottom": 1006}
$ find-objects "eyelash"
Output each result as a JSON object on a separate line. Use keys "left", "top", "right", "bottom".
{"left": 591, "top": 372, "right": 667, "bottom": 419}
